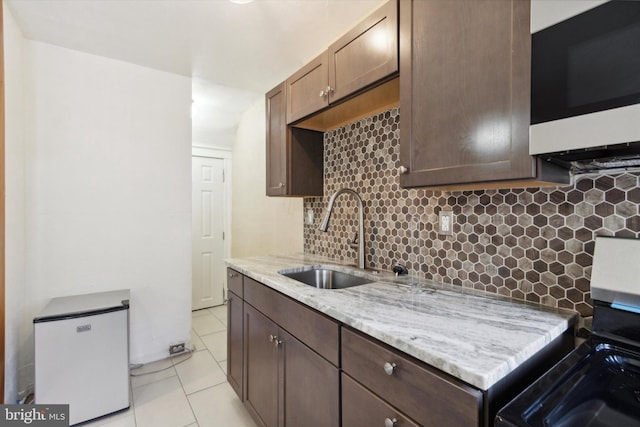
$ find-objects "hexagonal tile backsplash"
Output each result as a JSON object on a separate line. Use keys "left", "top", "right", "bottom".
{"left": 303, "top": 107, "right": 640, "bottom": 317}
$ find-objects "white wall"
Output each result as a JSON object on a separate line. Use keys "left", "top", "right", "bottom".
{"left": 15, "top": 41, "right": 193, "bottom": 392}
{"left": 191, "top": 79, "right": 259, "bottom": 151}
{"left": 231, "top": 99, "right": 304, "bottom": 257}
{"left": 4, "top": 3, "right": 27, "bottom": 403}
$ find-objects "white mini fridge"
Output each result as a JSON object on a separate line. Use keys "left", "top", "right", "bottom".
{"left": 34, "top": 289, "right": 130, "bottom": 425}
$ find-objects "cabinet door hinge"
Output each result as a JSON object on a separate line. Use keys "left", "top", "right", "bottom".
{"left": 222, "top": 170, "right": 225, "bottom": 183}
{"left": 222, "top": 232, "right": 225, "bottom": 240}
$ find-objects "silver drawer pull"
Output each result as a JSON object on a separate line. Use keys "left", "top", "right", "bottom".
{"left": 229, "top": 272, "right": 237, "bottom": 278}
{"left": 385, "top": 417, "right": 398, "bottom": 427}
{"left": 269, "top": 334, "right": 276, "bottom": 342}
{"left": 383, "top": 362, "right": 397, "bottom": 376}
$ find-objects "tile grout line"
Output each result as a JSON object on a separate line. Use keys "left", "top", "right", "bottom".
{"left": 184, "top": 310, "right": 228, "bottom": 427}
{"left": 169, "top": 352, "right": 198, "bottom": 427}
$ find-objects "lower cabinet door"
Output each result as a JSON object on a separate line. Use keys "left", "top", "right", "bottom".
{"left": 342, "top": 373, "right": 419, "bottom": 427}
{"left": 244, "top": 303, "right": 279, "bottom": 427}
{"left": 227, "top": 290, "right": 243, "bottom": 399}
{"left": 280, "top": 329, "right": 340, "bottom": 427}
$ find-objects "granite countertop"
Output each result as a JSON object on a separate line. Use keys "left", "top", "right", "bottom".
{"left": 225, "top": 253, "right": 577, "bottom": 390}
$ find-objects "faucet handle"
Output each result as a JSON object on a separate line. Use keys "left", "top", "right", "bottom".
{"left": 392, "top": 264, "right": 409, "bottom": 276}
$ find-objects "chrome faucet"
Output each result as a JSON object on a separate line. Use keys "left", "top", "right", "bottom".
{"left": 319, "top": 188, "right": 365, "bottom": 269}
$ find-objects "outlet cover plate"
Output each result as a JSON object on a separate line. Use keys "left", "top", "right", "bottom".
{"left": 438, "top": 210, "right": 454, "bottom": 236}
{"left": 169, "top": 343, "right": 185, "bottom": 355}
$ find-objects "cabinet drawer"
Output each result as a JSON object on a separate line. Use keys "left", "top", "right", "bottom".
{"left": 343, "top": 373, "right": 419, "bottom": 427}
{"left": 244, "top": 277, "right": 339, "bottom": 366}
{"left": 227, "top": 268, "right": 243, "bottom": 298}
{"left": 342, "top": 328, "right": 482, "bottom": 426}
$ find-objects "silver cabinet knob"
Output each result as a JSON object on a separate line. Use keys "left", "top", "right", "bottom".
{"left": 320, "top": 87, "right": 333, "bottom": 97}
{"left": 229, "top": 272, "right": 237, "bottom": 278}
{"left": 383, "top": 362, "right": 397, "bottom": 375}
{"left": 268, "top": 334, "right": 282, "bottom": 346}
{"left": 278, "top": 182, "right": 285, "bottom": 188}
{"left": 385, "top": 418, "right": 398, "bottom": 427}
{"left": 399, "top": 166, "right": 409, "bottom": 174}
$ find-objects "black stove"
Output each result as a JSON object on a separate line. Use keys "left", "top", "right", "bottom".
{"left": 496, "top": 237, "right": 640, "bottom": 427}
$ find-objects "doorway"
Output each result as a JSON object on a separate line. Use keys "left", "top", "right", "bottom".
{"left": 192, "top": 151, "right": 230, "bottom": 311}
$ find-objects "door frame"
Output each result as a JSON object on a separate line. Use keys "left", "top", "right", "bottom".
{"left": 192, "top": 146, "right": 232, "bottom": 304}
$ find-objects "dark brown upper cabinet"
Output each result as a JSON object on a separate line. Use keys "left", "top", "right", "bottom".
{"left": 328, "top": 0, "right": 398, "bottom": 105}
{"left": 398, "top": 0, "right": 568, "bottom": 189}
{"left": 267, "top": 0, "right": 399, "bottom": 197}
{"left": 286, "top": 52, "right": 330, "bottom": 125}
{"left": 265, "top": 82, "right": 323, "bottom": 197}
{"left": 287, "top": 0, "right": 398, "bottom": 125}
{"left": 266, "top": 83, "right": 288, "bottom": 196}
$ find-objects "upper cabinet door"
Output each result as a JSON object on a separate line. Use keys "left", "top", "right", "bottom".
{"left": 328, "top": 0, "right": 398, "bottom": 104}
{"left": 266, "top": 83, "right": 288, "bottom": 196}
{"left": 266, "top": 82, "right": 324, "bottom": 197}
{"left": 286, "top": 52, "right": 330, "bottom": 124}
{"left": 286, "top": 0, "right": 399, "bottom": 125}
{"left": 399, "top": 0, "right": 535, "bottom": 188}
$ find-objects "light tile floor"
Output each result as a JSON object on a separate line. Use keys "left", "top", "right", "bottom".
{"left": 85, "top": 305, "right": 255, "bottom": 427}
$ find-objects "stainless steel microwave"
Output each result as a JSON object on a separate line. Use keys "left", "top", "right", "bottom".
{"left": 529, "top": 1, "right": 640, "bottom": 160}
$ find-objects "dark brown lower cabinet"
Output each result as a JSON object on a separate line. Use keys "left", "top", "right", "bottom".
{"left": 280, "top": 328, "right": 339, "bottom": 427}
{"left": 244, "top": 303, "right": 279, "bottom": 427}
{"left": 229, "top": 271, "right": 573, "bottom": 427}
{"left": 226, "top": 289, "right": 244, "bottom": 400}
{"left": 243, "top": 303, "right": 339, "bottom": 427}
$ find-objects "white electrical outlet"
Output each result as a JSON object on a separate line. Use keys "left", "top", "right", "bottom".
{"left": 169, "top": 342, "right": 185, "bottom": 355}
{"left": 306, "top": 209, "right": 314, "bottom": 225}
{"left": 438, "top": 210, "right": 454, "bottom": 236}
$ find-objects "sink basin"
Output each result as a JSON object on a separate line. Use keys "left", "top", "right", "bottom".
{"left": 280, "top": 268, "right": 372, "bottom": 289}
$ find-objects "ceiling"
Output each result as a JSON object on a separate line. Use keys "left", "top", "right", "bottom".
{"left": 6, "top": 0, "right": 385, "bottom": 149}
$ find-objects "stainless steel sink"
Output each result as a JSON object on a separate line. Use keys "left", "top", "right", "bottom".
{"left": 280, "top": 268, "right": 372, "bottom": 289}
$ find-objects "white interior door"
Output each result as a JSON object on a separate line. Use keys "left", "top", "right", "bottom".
{"left": 192, "top": 156, "right": 225, "bottom": 310}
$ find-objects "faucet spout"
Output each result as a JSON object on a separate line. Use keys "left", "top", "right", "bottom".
{"left": 319, "top": 188, "right": 365, "bottom": 269}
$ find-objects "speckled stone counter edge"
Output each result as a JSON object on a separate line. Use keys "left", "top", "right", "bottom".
{"left": 225, "top": 253, "right": 577, "bottom": 390}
